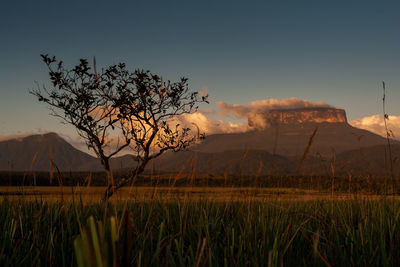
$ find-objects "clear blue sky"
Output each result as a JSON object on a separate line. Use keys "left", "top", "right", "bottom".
{"left": 1, "top": 0, "right": 400, "bottom": 137}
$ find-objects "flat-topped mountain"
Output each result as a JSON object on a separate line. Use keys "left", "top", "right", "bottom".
{"left": 248, "top": 107, "right": 347, "bottom": 127}
{"left": 153, "top": 107, "right": 398, "bottom": 176}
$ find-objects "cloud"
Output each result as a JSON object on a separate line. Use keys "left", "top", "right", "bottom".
{"left": 216, "top": 97, "right": 332, "bottom": 129}
{"left": 0, "top": 129, "right": 49, "bottom": 142}
{"left": 349, "top": 114, "right": 400, "bottom": 140}
{"left": 216, "top": 97, "right": 332, "bottom": 118}
{"left": 170, "top": 112, "right": 248, "bottom": 135}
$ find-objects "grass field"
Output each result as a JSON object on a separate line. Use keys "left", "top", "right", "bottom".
{"left": 1, "top": 186, "right": 399, "bottom": 203}
{"left": 1, "top": 184, "right": 400, "bottom": 266}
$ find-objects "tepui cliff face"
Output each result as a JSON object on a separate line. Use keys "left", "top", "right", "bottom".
{"left": 248, "top": 107, "right": 347, "bottom": 127}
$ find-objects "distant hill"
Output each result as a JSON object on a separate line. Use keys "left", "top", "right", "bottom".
{"left": 1, "top": 122, "right": 399, "bottom": 177}
{"left": 333, "top": 144, "right": 400, "bottom": 177}
{"left": 153, "top": 150, "right": 290, "bottom": 175}
{"left": 0, "top": 133, "right": 136, "bottom": 172}
{"left": 153, "top": 121, "right": 399, "bottom": 177}
{"left": 154, "top": 144, "right": 400, "bottom": 178}
{"left": 191, "top": 122, "right": 395, "bottom": 157}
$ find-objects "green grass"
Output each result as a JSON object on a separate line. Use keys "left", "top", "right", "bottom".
{"left": 1, "top": 196, "right": 400, "bottom": 266}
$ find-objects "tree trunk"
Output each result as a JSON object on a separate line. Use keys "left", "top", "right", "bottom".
{"left": 102, "top": 178, "right": 129, "bottom": 202}
{"left": 101, "top": 158, "right": 115, "bottom": 202}
{"left": 101, "top": 161, "right": 147, "bottom": 203}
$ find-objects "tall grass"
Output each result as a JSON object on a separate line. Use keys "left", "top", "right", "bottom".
{"left": 1, "top": 197, "right": 400, "bottom": 266}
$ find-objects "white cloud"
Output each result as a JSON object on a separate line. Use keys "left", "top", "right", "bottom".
{"left": 349, "top": 114, "right": 400, "bottom": 140}
{"left": 170, "top": 112, "right": 248, "bottom": 134}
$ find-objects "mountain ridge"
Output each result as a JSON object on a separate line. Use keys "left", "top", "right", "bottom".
{"left": 192, "top": 122, "right": 395, "bottom": 156}
{"left": 0, "top": 121, "right": 398, "bottom": 176}
{"left": 0, "top": 133, "right": 136, "bottom": 172}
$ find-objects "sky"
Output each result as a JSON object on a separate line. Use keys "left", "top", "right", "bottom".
{"left": 1, "top": 0, "right": 400, "bottom": 147}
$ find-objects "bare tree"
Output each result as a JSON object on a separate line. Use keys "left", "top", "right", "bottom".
{"left": 105, "top": 69, "right": 208, "bottom": 199}
{"left": 31, "top": 55, "right": 208, "bottom": 200}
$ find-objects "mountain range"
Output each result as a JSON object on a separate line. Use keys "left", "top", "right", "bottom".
{"left": 1, "top": 108, "right": 399, "bottom": 177}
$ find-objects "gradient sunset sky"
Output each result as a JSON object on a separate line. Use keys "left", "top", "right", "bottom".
{"left": 1, "top": 0, "right": 400, "bottom": 143}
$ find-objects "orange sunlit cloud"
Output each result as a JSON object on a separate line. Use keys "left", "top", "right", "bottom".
{"left": 349, "top": 114, "right": 400, "bottom": 140}
{"left": 169, "top": 112, "right": 248, "bottom": 134}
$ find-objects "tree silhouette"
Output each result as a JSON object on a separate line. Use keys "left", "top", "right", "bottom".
{"left": 31, "top": 55, "right": 208, "bottom": 200}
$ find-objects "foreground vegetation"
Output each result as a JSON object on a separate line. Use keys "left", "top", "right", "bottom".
{"left": 1, "top": 195, "right": 400, "bottom": 266}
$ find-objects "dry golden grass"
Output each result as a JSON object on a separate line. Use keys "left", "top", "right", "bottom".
{"left": 1, "top": 185, "right": 398, "bottom": 204}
